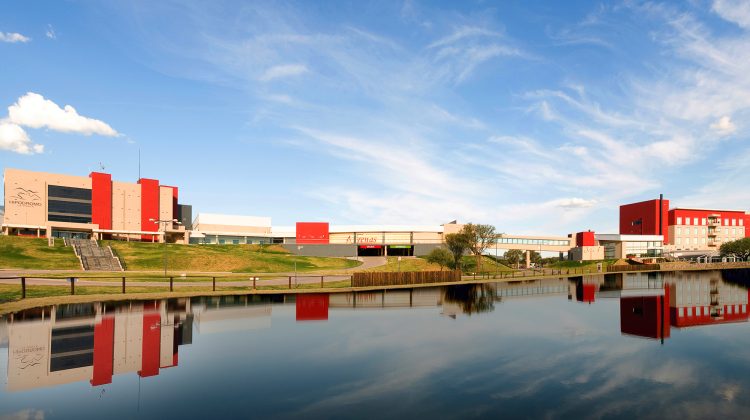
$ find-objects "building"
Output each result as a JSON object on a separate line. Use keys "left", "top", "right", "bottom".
{"left": 189, "top": 213, "right": 276, "bottom": 245}
{"left": 620, "top": 196, "right": 749, "bottom": 254}
{"left": 2, "top": 168, "right": 189, "bottom": 243}
{"left": 667, "top": 208, "right": 747, "bottom": 251}
{"left": 569, "top": 231, "right": 663, "bottom": 261}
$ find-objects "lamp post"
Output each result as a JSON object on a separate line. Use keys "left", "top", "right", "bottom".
{"left": 150, "top": 218, "right": 181, "bottom": 277}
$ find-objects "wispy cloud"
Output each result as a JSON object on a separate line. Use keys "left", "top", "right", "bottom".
{"left": 258, "top": 63, "right": 308, "bottom": 82}
{"left": 0, "top": 31, "right": 30, "bottom": 43}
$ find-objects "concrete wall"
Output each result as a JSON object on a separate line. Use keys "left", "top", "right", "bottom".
{"left": 414, "top": 243, "right": 443, "bottom": 256}
{"left": 282, "top": 243, "right": 358, "bottom": 257}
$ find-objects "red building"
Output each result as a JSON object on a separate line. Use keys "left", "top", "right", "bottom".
{"left": 667, "top": 208, "right": 747, "bottom": 250}
{"left": 619, "top": 196, "right": 670, "bottom": 244}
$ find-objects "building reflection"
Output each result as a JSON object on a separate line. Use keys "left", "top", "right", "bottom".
{"left": 566, "top": 271, "right": 750, "bottom": 341}
{"left": 2, "top": 295, "right": 282, "bottom": 392}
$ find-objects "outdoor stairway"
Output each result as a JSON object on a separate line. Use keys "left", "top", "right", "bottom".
{"left": 70, "top": 238, "right": 124, "bottom": 271}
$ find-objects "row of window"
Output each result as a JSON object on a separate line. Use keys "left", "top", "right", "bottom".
{"left": 48, "top": 185, "right": 92, "bottom": 201}
{"left": 675, "top": 216, "right": 744, "bottom": 226}
{"left": 675, "top": 227, "right": 742, "bottom": 236}
{"left": 497, "top": 238, "right": 569, "bottom": 246}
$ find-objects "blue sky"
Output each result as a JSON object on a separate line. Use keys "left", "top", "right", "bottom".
{"left": 1, "top": 0, "right": 749, "bottom": 235}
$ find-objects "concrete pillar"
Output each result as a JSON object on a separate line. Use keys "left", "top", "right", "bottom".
{"left": 525, "top": 250, "right": 531, "bottom": 268}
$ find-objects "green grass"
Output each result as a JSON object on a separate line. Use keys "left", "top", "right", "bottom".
{"left": 460, "top": 256, "right": 513, "bottom": 273}
{"left": 0, "top": 236, "right": 80, "bottom": 270}
{"left": 105, "top": 241, "right": 360, "bottom": 273}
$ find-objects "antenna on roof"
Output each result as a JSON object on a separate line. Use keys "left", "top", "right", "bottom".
{"left": 98, "top": 162, "right": 106, "bottom": 172}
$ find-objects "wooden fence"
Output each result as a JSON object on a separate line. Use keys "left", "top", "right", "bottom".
{"left": 352, "top": 270, "right": 461, "bottom": 287}
{"left": 606, "top": 264, "right": 661, "bottom": 272}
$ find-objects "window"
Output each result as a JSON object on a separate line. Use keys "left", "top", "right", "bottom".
{"left": 702, "top": 238, "right": 706, "bottom": 244}
{"left": 741, "top": 219, "right": 744, "bottom": 226}
{"left": 732, "top": 219, "right": 737, "bottom": 226}
{"left": 693, "top": 237, "right": 698, "bottom": 244}
{"left": 702, "top": 218, "right": 706, "bottom": 225}
{"left": 676, "top": 237, "right": 681, "bottom": 245}
{"left": 725, "top": 219, "right": 729, "bottom": 225}
{"left": 694, "top": 218, "right": 698, "bottom": 225}
{"left": 733, "top": 228, "right": 737, "bottom": 236}
{"left": 702, "top": 228, "right": 706, "bottom": 235}
{"left": 694, "top": 227, "right": 698, "bottom": 235}
{"left": 677, "top": 217, "right": 682, "bottom": 225}
{"left": 677, "top": 227, "right": 682, "bottom": 235}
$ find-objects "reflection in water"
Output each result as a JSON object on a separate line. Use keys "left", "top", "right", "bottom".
{"left": 1, "top": 269, "right": 750, "bottom": 410}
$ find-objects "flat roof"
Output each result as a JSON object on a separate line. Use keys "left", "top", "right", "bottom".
{"left": 670, "top": 208, "right": 747, "bottom": 214}
{"left": 193, "top": 213, "right": 272, "bottom": 227}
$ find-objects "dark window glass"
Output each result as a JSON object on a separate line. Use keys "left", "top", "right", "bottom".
{"left": 48, "top": 214, "right": 92, "bottom": 223}
{"left": 48, "top": 185, "right": 92, "bottom": 201}
{"left": 50, "top": 353, "right": 94, "bottom": 372}
{"left": 48, "top": 200, "right": 91, "bottom": 215}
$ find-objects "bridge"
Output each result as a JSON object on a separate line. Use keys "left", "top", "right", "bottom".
{"left": 485, "top": 234, "right": 574, "bottom": 268}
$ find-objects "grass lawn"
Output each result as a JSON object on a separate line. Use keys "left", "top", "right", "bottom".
{"left": 105, "top": 241, "right": 360, "bottom": 273}
{"left": 0, "top": 236, "right": 80, "bottom": 270}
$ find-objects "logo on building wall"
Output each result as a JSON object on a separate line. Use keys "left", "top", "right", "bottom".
{"left": 12, "top": 345, "right": 46, "bottom": 369}
{"left": 8, "top": 187, "right": 42, "bottom": 208}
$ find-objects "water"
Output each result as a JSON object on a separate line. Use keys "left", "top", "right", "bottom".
{"left": 1, "top": 269, "right": 750, "bottom": 419}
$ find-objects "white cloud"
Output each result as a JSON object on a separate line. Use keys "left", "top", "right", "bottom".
{"left": 712, "top": 0, "right": 750, "bottom": 29}
{"left": 710, "top": 115, "right": 736, "bottom": 135}
{"left": 259, "top": 64, "right": 308, "bottom": 82}
{"left": 7, "top": 92, "right": 119, "bottom": 136}
{"left": 549, "top": 198, "right": 598, "bottom": 209}
{"left": 46, "top": 24, "right": 56, "bottom": 40}
{"left": 0, "top": 121, "right": 44, "bottom": 154}
{"left": 0, "top": 32, "right": 30, "bottom": 43}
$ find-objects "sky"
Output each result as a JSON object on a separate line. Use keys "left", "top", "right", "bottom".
{"left": 1, "top": 0, "right": 749, "bottom": 235}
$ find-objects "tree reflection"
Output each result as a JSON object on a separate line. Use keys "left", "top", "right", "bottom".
{"left": 443, "top": 284, "right": 497, "bottom": 316}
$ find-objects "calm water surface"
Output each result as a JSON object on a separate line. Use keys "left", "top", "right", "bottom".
{"left": 2, "top": 269, "right": 750, "bottom": 419}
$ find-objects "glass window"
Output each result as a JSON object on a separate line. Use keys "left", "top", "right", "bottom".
{"left": 677, "top": 237, "right": 681, "bottom": 245}
{"left": 694, "top": 227, "right": 698, "bottom": 235}
{"left": 677, "top": 217, "right": 682, "bottom": 225}
{"left": 693, "top": 218, "right": 698, "bottom": 225}
{"left": 677, "top": 227, "right": 681, "bottom": 235}
{"left": 732, "top": 219, "right": 737, "bottom": 226}
{"left": 702, "top": 218, "right": 706, "bottom": 225}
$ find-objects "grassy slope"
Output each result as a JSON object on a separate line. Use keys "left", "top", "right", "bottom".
{"left": 365, "top": 255, "right": 512, "bottom": 273}
{"left": 106, "top": 241, "right": 360, "bottom": 273}
{"left": 0, "top": 236, "right": 80, "bottom": 270}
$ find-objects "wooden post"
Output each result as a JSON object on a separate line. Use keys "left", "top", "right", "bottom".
{"left": 70, "top": 277, "right": 75, "bottom": 295}
{"left": 253, "top": 277, "right": 256, "bottom": 290}
{"left": 321, "top": 276, "right": 324, "bottom": 288}
{"left": 212, "top": 277, "right": 216, "bottom": 291}
{"left": 122, "top": 277, "right": 126, "bottom": 294}
{"left": 169, "top": 277, "right": 174, "bottom": 292}
{"left": 288, "top": 276, "right": 292, "bottom": 289}
{"left": 21, "top": 277, "right": 26, "bottom": 299}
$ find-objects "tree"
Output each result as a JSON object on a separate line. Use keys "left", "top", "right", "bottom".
{"left": 529, "top": 251, "right": 542, "bottom": 265}
{"left": 445, "top": 233, "right": 471, "bottom": 270}
{"left": 505, "top": 249, "right": 524, "bottom": 268}
{"left": 426, "top": 247, "right": 454, "bottom": 271}
{"left": 461, "top": 223, "right": 497, "bottom": 273}
{"left": 720, "top": 238, "right": 750, "bottom": 261}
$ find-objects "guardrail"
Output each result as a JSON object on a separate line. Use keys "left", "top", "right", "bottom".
{"left": 0, "top": 273, "right": 352, "bottom": 301}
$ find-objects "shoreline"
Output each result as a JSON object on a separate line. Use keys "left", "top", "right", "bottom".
{"left": 2, "top": 264, "right": 749, "bottom": 315}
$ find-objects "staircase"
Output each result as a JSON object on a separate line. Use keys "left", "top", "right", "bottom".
{"left": 70, "top": 238, "right": 124, "bottom": 271}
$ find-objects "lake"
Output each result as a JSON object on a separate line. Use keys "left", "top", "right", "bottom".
{"left": 2, "top": 269, "right": 750, "bottom": 419}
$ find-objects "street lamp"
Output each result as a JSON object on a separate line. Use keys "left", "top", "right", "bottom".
{"left": 150, "top": 218, "right": 181, "bottom": 277}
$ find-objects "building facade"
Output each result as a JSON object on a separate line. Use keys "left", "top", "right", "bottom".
{"left": 667, "top": 208, "right": 747, "bottom": 251}
{"left": 2, "top": 168, "right": 189, "bottom": 243}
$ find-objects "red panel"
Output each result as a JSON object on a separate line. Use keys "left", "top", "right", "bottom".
{"left": 90, "top": 172, "right": 112, "bottom": 231}
{"left": 575, "top": 231, "right": 595, "bottom": 247}
{"left": 746, "top": 214, "right": 750, "bottom": 238}
{"left": 620, "top": 291, "right": 670, "bottom": 340}
{"left": 90, "top": 315, "right": 115, "bottom": 386}
{"left": 619, "top": 198, "right": 669, "bottom": 244}
{"left": 296, "top": 294, "right": 329, "bottom": 321}
{"left": 138, "top": 303, "right": 161, "bottom": 378}
{"left": 139, "top": 178, "right": 160, "bottom": 241}
{"left": 296, "top": 222, "right": 329, "bottom": 244}
{"left": 576, "top": 283, "right": 597, "bottom": 303}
